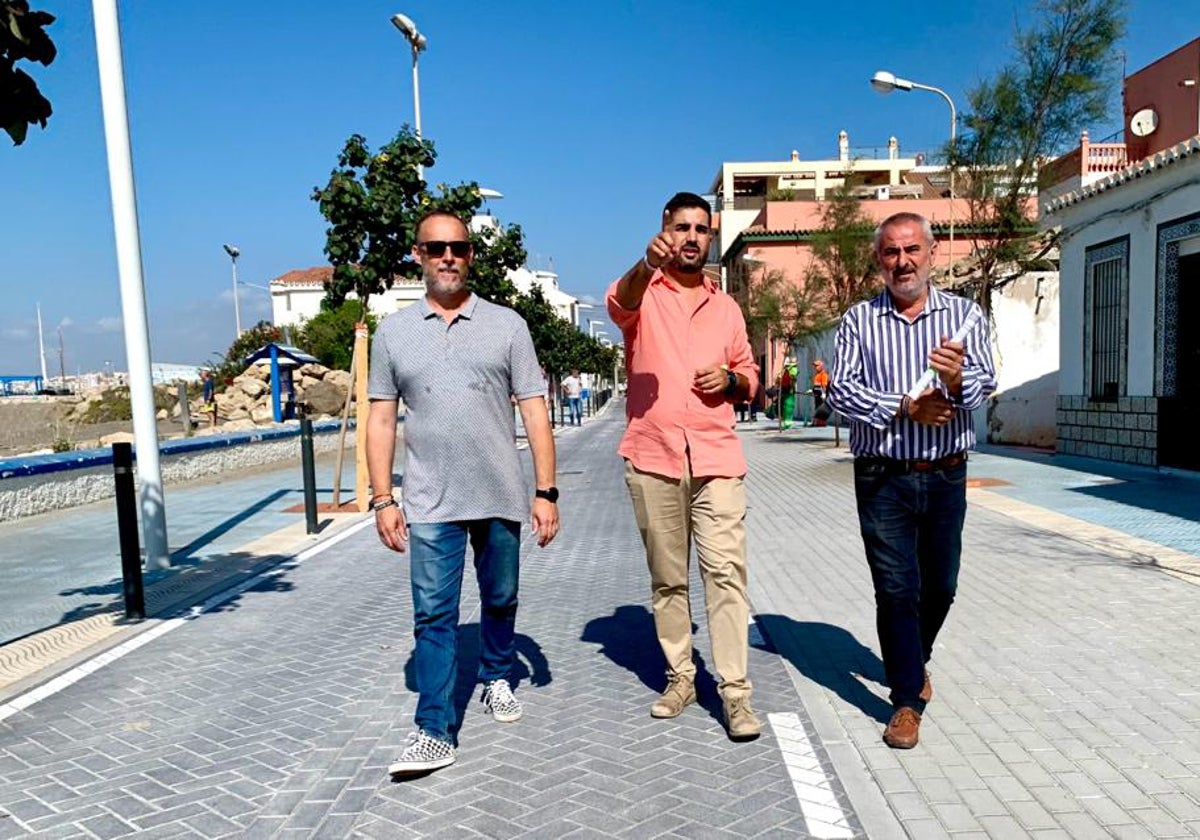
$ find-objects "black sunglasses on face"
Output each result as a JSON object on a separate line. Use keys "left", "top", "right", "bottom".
{"left": 418, "top": 240, "right": 471, "bottom": 258}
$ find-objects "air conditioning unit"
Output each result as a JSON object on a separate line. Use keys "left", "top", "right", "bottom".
{"left": 874, "top": 186, "right": 890, "bottom": 200}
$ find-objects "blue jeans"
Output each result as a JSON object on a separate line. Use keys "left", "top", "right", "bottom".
{"left": 408, "top": 518, "right": 521, "bottom": 742}
{"left": 567, "top": 396, "right": 582, "bottom": 425}
{"left": 853, "top": 458, "right": 968, "bottom": 713}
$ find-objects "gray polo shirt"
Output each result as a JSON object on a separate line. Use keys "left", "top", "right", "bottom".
{"left": 368, "top": 294, "right": 545, "bottom": 524}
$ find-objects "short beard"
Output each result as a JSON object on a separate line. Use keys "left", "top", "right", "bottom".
{"left": 672, "top": 256, "right": 704, "bottom": 275}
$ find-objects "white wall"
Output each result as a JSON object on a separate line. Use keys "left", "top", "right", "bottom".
{"left": 987, "top": 273, "right": 1059, "bottom": 446}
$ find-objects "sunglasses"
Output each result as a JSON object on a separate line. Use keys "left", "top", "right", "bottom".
{"left": 418, "top": 240, "right": 471, "bottom": 258}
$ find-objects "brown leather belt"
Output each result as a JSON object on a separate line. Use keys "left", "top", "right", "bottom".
{"left": 856, "top": 452, "right": 967, "bottom": 475}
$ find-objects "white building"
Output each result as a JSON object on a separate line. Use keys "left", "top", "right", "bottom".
{"left": 268, "top": 215, "right": 581, "bottom": 331}
{"left": 1042, "top": 36, "right": 1200, "bottom": 471}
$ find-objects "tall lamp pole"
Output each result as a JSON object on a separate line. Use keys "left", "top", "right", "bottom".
{"left": 93, "top": 0, "right": 169, "bottom": 568}
{"left": 223, "top": 244, "right": 241, "bottom": 337}
{"left": 391, "top": 12, "right": 427, "bottom": 180}
{"left": 870, "top": 70, "right": 957, "bottom": 269}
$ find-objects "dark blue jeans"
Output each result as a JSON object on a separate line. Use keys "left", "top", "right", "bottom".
{"left": 853, "top": 458, "right": 968, "bottom": 714}
{"left": 568, "top": 397, "right": 582, "bottom": 425}
{"left": 408, "top": 518, "right": 521, "bottom": 742}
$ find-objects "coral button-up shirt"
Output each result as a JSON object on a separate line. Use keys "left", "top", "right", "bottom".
{"left": 607, "top": 271, "right": 758, "bottom": 480}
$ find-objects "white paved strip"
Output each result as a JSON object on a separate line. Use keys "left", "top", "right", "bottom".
{"left": 769, "top": 712, "right": 855, "bottom": 839}
{"left": 0, "top": 517, "right": 374, "bottom": 723}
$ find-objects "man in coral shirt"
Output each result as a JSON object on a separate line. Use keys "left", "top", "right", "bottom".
{"left": 607, "top": 191, "right": 762, "bottom": 740}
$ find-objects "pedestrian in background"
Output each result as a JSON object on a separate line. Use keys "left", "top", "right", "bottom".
{"left": 366, "top": 210, "right": 561, "bottom": 777}
{"left": 607, "top": 191, "right": 763, "bottom": 740}
{"left": 562, "top": 368, "right": 583, "bottom": 426}
{"left": 200, "top": 369, "right": 217, "bottom": 428}
{"left": 810, "top": 358, "right": 830, "bottom": 426}
{"left": 827, "top": 211, "right": 996, "bottom": 749}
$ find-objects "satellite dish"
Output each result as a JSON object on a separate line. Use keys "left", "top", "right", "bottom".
{"left": 1130, "top": 107, "right": 1159, "bottom": 137}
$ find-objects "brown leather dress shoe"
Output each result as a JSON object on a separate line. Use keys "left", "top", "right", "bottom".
{"left": 883, "top": 707, "right": 922, "bottom": 749}
{"left": 919, "top": 670, "right": 932, "bottom": 704}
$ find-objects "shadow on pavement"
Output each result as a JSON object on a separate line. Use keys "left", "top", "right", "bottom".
{"left": 172, "top": 488, "right": 293, "bottom": 560}
{"left": 978, "top": 445, "right": 1200, "bottom": 524}
{"left": 402, "top": 626, "right": 551, "bottom": 742}
{"left": 54, "top": 550, "right": 298, "bottom": 627}
{"left": 1070, "top": 479, "right": 1200, "bottom": 524}
{"left": 754, "top": 614, "right": 893, "bottom": 724}
{"left": 580, "top": 604, "right": 724, "bottom": 725}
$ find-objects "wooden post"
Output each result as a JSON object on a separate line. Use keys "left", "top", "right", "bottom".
{"left": 331, "top": 350, "right": 356, "bottom": 509}
{"left": 354, "top": 323, "right": 370, "bottom": 513}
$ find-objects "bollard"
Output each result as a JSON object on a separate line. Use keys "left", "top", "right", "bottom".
{"left": 177, "top": 381, "right": 192, "bottom": 437}
{"left": 300, "top": 416, "right": 319, "bottom": 534}
{"left": 112, "top": 442, "right": 145, "bottom": 619}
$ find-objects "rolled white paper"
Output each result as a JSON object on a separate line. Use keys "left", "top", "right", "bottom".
{"left": 905, "top": 309, "right": 982, "bottom": 401}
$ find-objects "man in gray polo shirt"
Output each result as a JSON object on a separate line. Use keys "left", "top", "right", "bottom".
{"left": 366, "top": 210, "right": 560, "bottom": 777}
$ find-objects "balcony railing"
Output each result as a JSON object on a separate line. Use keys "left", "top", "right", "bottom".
{"left": 1042, "top": 129, "right": 1128, "bottom": 189}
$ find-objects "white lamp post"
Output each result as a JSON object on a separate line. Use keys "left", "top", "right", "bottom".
{"left": 870, "top": 70, "right": 957, "bottom": 268}
{"left": 223, "top": 244, "right": 241, "bottom": 337}
{"left": 93, "top": 0, "right": 169, "bottom": 568}
{"left": 588, "top": 318, "right": 605, "bottom": 338}
{"left": 391, "top": 12, "right": 427, "bottom": 180}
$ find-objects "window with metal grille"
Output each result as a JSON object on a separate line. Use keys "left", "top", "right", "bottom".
{"left": 1086, "top": 248, "right": 1127, "bottom": 402}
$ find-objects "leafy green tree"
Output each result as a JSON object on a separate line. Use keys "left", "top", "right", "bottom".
{"left": 953, "top": 0, "right": 1126, "bottom": 311}
{"left": 805, "top": 185, "right": 877, "bottom": 316}
{"left": 294, "top": 302, "right": 377, "bottom": 371}
{"left": 512, "top": 286, "right": 614, "bottom": 378}
{"left": 311, "top": 128, "right": 524, "bottom": 317}
{"left": 1, "top": 1, "right": 55, "bottom": 145}
{"left": 744, "top": 268, "right": 830, "bottom": 357}
{"left": 208, "top": 321, "right": 282, "bottom": 388}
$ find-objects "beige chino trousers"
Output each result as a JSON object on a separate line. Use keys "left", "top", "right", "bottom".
{"left": 624, "top": 459, "right": 752, "bottom": 698}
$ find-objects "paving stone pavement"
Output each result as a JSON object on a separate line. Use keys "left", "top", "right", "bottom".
{"left": 0, "top": 408, "right": 859, "bottom": 839}
{"left": 743, "top": 431, "right": 1200, "bottom": 839}
{"left": 2, "top": 407, "right": 1199, "bottom": 838}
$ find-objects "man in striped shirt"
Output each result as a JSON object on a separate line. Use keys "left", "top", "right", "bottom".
{"left": 827, "top": 211, "right": 996, "bottom": 749}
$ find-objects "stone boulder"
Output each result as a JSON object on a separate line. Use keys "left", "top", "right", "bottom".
{"left": 324, "top": 369, "right": 352, "bottom": 393}
{"left": 303, "top": 380, "right": 348, "bottom": 416}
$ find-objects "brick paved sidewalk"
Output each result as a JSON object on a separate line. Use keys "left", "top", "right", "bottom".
{"left": 0, "top": 409, "right": 860, "bottom": 838}
{"left": 744, "top": 431, "right": 1200, "bottom": 838}
{"left": 4, "top": 408, "right": 1199, "bottom": 838}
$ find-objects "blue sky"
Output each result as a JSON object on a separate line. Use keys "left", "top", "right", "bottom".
{"left": 0, "top": 1, "right": 1185, "bottom": 373}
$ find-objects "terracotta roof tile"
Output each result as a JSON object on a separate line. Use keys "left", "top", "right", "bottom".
{"left": 270, "top": 266, "right": 333, "bottom": 287}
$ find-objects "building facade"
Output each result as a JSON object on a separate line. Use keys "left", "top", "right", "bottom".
{"left": 1044, "top": 36, "right": 1200, "bottom": 471}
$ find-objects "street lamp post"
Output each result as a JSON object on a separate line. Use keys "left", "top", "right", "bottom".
{"left": 588, "top": 318, "right": 605, "bottom": 338}
{"left": 870, "top": 70, "right": 957, "bottom": 269}
{"left": 223, "top": 244, "right": 241, "bottom": 338}
{"left": 390, "top": 12, "right": 427, "bottom": 180}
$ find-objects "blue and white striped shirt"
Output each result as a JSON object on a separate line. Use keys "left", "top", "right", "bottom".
{"left": 827, "top": 285, "right": 997, "bottom": 460}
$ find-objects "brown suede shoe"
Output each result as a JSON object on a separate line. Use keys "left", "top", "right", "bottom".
{"left": 723, "top": 695, "right": 763, "bottom": 741}
{"left": 883, "top": 707, "right": 922, "bottom": 749}
{"left": 650, "top": 678, "right": 696, "bottom": 718}
{"left": 919, "top": 670, "right": 932, "bottom": 704}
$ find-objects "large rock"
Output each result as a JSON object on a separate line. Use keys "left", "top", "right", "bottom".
{"left": 250, "top": 405, "right": 276, "bottom": 424}
{"left": 234, "top": 377, "right": 269, "bottom": 399}
{"left": 324, "top": 369, "right": 352, "bottom": 393}
{"left": 304, "top": 380, "right": 347, "bottom": 416}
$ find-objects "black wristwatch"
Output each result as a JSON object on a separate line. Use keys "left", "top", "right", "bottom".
{"left": 723, "top": 369, "right": 739, "bottom": 397}
{"left": 535, "top": 486, "right": 559, "bottom": 504}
